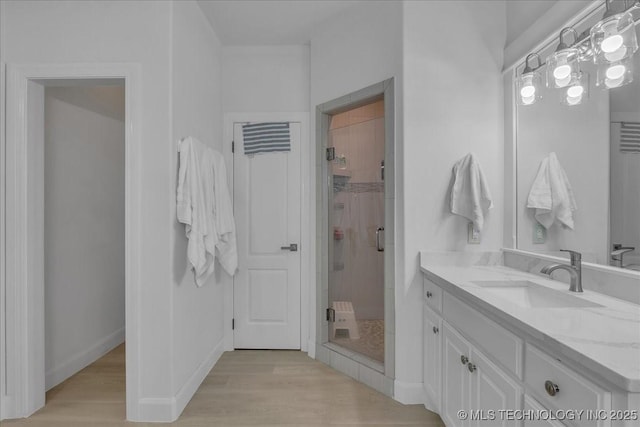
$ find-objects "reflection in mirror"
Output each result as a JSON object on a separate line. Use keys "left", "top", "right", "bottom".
{"left": 515, "top": 17, "right": 640, "bottom": 271}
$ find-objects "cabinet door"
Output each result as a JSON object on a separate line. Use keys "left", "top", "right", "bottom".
{"left": 442, "top": 321, "right": 471, "bottom": 427}
{"left": 423, "top": 306, "right": 442, "bottom": 411}
{"left": 469, "top": 347, "right": 523, "bottom": 427}
{"left": 523, "top": 394, "right": 566, "bottom": 427}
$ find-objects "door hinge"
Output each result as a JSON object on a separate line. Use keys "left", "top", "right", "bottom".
{"left": 326, "top": 308, "right": 335, "bottom": 322}
{"left": 232, "top": 141, "right": 235, "bottom": 153}
{"left": 232, "top": 318, "right": 235, "bottom": 330}
{"left": 326, "top": 147, "right": 335, "bottom": 161}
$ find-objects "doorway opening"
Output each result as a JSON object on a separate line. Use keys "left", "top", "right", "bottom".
{"left": 315, "top": 78, "right": 395, "bottom": 396}
{"left": 2, "top": 64, "right": 141, "bottom": 421}
{"left": 43, "top": 82, "right": 126, "bottom": 411}
{"left": 328, "top": 100, "right": 385, "bottom": 363}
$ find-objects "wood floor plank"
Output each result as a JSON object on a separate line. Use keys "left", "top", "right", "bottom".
{"left": 2, "top": 344, "right": 444, "bottom": 426}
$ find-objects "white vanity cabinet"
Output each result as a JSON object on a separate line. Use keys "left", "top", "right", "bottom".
{"left": 422, "top": 274, "right": 640, "bottom": 427}
{"left": 439, "top": 317, "right": 522, "bottom": 427}
{"left": 425, "top": 276, "right": 523, "bottom": 427}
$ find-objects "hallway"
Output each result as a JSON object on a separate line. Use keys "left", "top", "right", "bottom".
{"left": 3, "top": 345, "right": 444, "bottom": 426}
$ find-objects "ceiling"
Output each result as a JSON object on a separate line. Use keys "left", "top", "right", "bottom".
{"left": 197, "top": 0, "right": 363, "bottom": 45}
{"left": 505, "top": 0, "right": 557, "bottom": 46}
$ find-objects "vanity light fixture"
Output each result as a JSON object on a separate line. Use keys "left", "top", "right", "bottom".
{"left": 547, "top": 28, "right": 582, "bottom": 88}
{"left": 517, "top": 0, "right": 639, "bottom": 107}
{"left": 517, "top": 53, "right": 544, "bottom": 106}
{"left": 591, "top": 0, "right": 638, "bottom": 88}
{"left": 591, "top": 0, "right": 638, "bottom": 66}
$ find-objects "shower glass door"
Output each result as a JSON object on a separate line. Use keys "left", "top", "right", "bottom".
{"left": 327, "top": 100, "right": 385, "bottom": 364}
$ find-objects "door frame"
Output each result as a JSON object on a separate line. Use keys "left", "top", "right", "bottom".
{"left": 314, "top": 78, "right": 396, "bottom": 391}
{"left": 222, "top": 112, "right": 310, "bottom": 353}
{"left": 1, "top": 63, "right": 142, "bottom": 420}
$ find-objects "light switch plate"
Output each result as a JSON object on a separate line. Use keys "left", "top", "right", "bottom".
{"left": 533, "top": 222, "right": 546, "bottom": 244}
{"left": 468, "top": 222, "right": 481, "bottom": 244}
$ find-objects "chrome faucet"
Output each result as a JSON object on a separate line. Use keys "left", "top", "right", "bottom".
{"left": 541, "top": 249, "right": 583, "bottom": 293}
{"left": 611, "top": 244, "right": 635, "bottom": 268}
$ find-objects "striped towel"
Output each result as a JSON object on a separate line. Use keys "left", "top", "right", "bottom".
{"left": 242, "top": 122, "right": 291, "bottom": 155}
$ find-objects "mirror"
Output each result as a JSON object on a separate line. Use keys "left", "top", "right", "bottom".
{"left": 515, "top": 13, "right": 640, "bottom": 271}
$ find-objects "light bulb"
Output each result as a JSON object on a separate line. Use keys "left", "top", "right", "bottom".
{"left": 606, "top": 64, "right": 626, "bottom": 80}
{"left": 522, "top": 94, "right": 536, "bottom": 105}
{"left": 604, "top": 46, "right": 628, "bottom": 62}
{"left": 555, "top": 74, "right": 572, "bottom": 88}
{"left": 567, "top": 85, "right": 584, "bottom": 98}
{"left": 605, "top": 76, "right": 624, "bottom": 88}
{"left": 566, "top": 94, "right": 583, "bottom": 105}
{"left": 601, "top": 34, "right": 624, "bottom": 53}
{"left": 553, "top": 64, "right": 572, "bottom": 80}
{"left": 520, "top": 85, "right": 536, "bottom": 98}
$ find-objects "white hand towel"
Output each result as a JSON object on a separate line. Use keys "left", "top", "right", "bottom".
{"left": 526, "top": 152, "right": 577, "bottom": 230}
{"left": 177, "top": 137, "right": 217, "bottom": 286}
{"left": 449, "top": 153, "right": 494, "bottom": 232}
{"left": 211, "top": 149, "right": 238, "bottom": 276}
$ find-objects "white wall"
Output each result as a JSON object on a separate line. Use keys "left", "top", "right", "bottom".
{"left": 402, "top": 0, "right": 506, "bottom": 396}
{"left": 169, "top": 0, "right": 225, "bottom": 417}
{"left": 222, "top": 45, "right": 309, "bottom": 113}
{"left": 44, "top": 85, "right": 125, "bottom": 390}
{"left": 1, "top": 2, "right": 173, "bottom": 418}
{"left": 1, "top": 0, "right": 224, "bottom": 421}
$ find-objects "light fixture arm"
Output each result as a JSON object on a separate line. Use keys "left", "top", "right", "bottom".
{"left": 523, "top": 53, "right": 544, "bottom": 74}
{"left": 557, "top": 27, "right": 579, "bottom": 51}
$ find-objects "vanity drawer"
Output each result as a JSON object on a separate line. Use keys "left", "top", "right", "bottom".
{"left": 524, "top": 345, "right": 611, "bottom": 427}
{"left": 423, "top": 278, "right": 443, "bottom": 313}
{"left": 443, "top": 293, "right": 523, "bottom": 378}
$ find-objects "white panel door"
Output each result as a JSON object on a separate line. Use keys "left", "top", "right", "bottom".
{"left": 442, "top": 321, "right": 471, "bottom": 427}
{"left": 233, "top": 122, "right": 301, "bottom": 349}
{"left": 423, "top": 305, "right": 442, "bottom": 411}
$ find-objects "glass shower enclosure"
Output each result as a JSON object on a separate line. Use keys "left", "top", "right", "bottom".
{"left": 327, "top": 100, "right": 385, "bottom": 364}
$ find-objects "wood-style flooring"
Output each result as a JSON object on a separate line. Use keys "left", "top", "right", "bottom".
{"left": 3, "top": 344, "right": 445, "bottom": 426}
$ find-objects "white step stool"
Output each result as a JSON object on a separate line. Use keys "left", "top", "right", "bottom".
{"left": 331, "top": 301, "right": 360, "bottom": 339}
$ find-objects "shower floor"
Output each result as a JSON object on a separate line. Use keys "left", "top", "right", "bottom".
{"left": 332, "top": 319, "right": 384, "bottom": 363}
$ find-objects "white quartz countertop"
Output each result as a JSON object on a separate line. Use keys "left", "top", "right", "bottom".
{"left": 420, "top": 256, "right": 640, "bottom": 392}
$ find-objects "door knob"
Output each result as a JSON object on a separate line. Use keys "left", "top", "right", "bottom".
{"left": 545, "top": 380, "right": 559, "bottom": 396}
{"left": 280, "top": 244, "right": 298, "bottom": 252}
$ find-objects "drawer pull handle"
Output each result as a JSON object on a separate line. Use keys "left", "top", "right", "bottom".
{"left": 432, "top": 326, "right": 439, "bottom": 334}
{"left": 467, "top": 363, "right": 477, "bottom": 373}
{"left": 460, "top": 355, "right": 469, "bottom": 365}
{"left": 426, "top": 291, "right": 433, "bottom": 298}
{"left": 545, "top": 380, "right": 560, "bottom": 397}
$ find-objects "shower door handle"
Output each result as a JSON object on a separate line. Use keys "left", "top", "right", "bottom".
{"left": 376, "top": 227, "right": 384, "bottom": 252}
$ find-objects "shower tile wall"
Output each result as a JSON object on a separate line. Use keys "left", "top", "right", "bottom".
{"left": 329, "top": 111, "right": 385, "bottom": 321}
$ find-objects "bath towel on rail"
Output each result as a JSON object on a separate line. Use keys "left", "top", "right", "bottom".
{"left": 177, "top": 137, "right": 217, "bottom": 286}
{"left": 242, "top": 122, "right": 291, "bottom": 155}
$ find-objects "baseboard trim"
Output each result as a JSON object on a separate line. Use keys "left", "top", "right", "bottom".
{"left": 394, "top": 380, "right": 426, "bottom": 405}
{"left": 137, "top": 397, "right": 175, "bottom": 423}
{"left": 45, "top": 327, "right": 125, "bottom": 391}
{"left": 307, "top": 339, "right": 316, "bottom": 359}
{"left": 136, "top": 338, "right": 224, "bottom": 422}
{"left": 173, "top": 338, "right": 224, "bottom": 420}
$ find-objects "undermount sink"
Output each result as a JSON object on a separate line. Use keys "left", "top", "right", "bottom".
{"left": 471, "top": 280, "right": 603, "bottom": 309}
